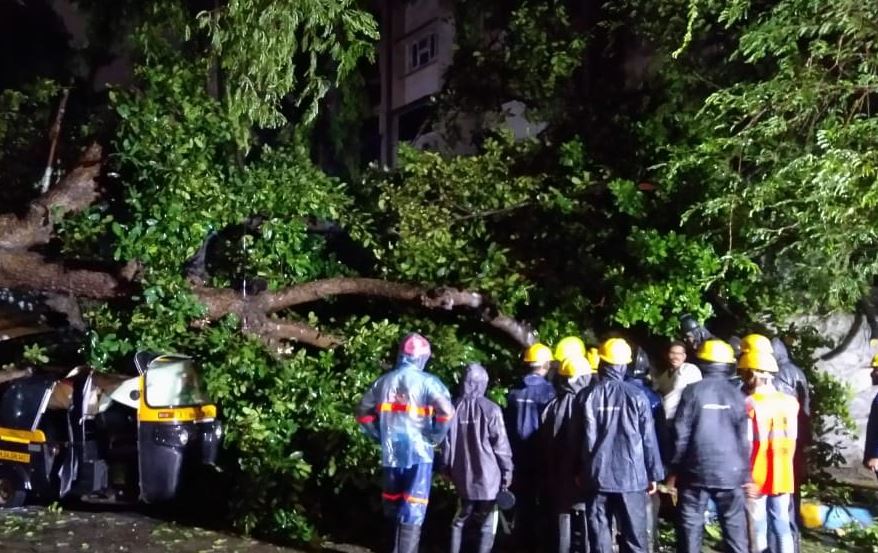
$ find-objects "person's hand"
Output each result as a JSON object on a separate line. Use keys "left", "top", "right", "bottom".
{"left": 665, "top": 474, "right": 676, "bottom": 490}
{"left": 647, "top": 481, "right": 658, "bottom": 495}
{"left": 866, "top": 458, "right": 878, "bottom": 472}
{"left": 744, "top": 483, "right": 759, "bottom": 499}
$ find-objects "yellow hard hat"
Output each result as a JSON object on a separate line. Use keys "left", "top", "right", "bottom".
{"left": 738, "top": 350, "right": 779, "bottom": 373}
{"left": 555, "top": 336, "right": 586, "bottom": 362}
{"left": 870, "top": 354, "right": 878, "bottom": 368}
{"left": 740, "top": 334, "right": 773, "bottom": 355}
{"left": 696, "top": 339, "right": 736, "bottom": 364}
{"left": 559, "top": 356, "right": 591, "bottom": 377}
{"left": 598, "top": 338, "right": 633, "bottom": 365}
{"left": 523, "top": 343, "right": 553, "bottom": 365}
{"left": 586, "top": 347, "right": 600, "bottom": 370}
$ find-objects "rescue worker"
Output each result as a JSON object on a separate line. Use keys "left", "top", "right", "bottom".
{"left": 586, "top": 348, "right": 600, "bottom": 373}
{"left": 575, "top": 338, "right": 664, "bottom": 553}
{"left": 862, "top": 354, "right": 878, "bottom": 476}
{"left": 679, "top": 315, "right": 713, "bottom": 360}
{"left": 541, "top": 355, "right": 592, "bottom": 553}
{"left": 441, "top": 363, "right": 514, "bottom": 553}
{"left": 654, "top": 341, "right": 702, "bottom": 421}
{"left": 626, "top": 347, "right": 669, "bottom": 553}
{"left": 735, "top": 334, "right": 775, "bottom": 394}
{"left": 555, "top": 336, "right": 587, "bottom": 366}
{"left": 770, "top": 337, "right": 809, "bottom": 553}
{"left": 668, "top": 339, "right": 749, "bottom": 553}
{"left": 356, "top": 333, "right": 456, "bottom": 553}
{"left": 741, "top": 350, "right": 799, "bottom": 553}
{"left": 505, "top": 343, "right": 556, "bottom": 552}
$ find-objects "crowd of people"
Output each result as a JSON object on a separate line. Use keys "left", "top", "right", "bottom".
{"left": 355, "top": 315, "right": 815, "bottom": 553}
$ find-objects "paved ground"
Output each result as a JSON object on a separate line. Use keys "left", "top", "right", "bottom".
{"left": 0, "top": 506, "right": 852, "bottom": 553}
{"left": 0, "top": 506, "right": 298, "bottom": 553}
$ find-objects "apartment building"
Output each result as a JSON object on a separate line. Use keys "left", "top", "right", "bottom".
{"left": 372, "top": 0, "right": 546, "bottom": 166}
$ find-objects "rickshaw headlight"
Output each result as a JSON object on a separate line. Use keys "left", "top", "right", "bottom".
{"left": 177, "top": 428, "right": 190, "bottom": 446}
{"left": 154, "top": 426, "right": 191, "bottom": 447}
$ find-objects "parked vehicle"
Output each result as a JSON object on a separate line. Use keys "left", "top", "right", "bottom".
{"left": 0, "top": 351, "right": 221, "bottom": 507}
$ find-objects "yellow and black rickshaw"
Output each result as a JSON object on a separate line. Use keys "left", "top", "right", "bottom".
{"left": 0, "top": 351, "right": 221, "bottom": 507}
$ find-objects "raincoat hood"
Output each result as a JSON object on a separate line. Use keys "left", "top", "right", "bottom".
{"left": 553, "top": 373, "right": 589, "bottom": 395}
{"left": 771, "top": 337, "right": 790, "bottom": 364}
{"left": 598, "top": 363, "right": 627, "bottom": 381}
{"left": 396, "top": 332, "right": 432, "bottom": 371}
{"left": 461, "top": 363, "right": 489, "bottom": 398}
{"left": 627, "top": 347, "right": 652, "bottom": 380}
{"left": 699, "top": 361, "right": 733, "bottom": 377}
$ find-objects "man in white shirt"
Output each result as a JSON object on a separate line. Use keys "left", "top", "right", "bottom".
{"left": 654, "top": 341, "right": 702, "bottom": 420}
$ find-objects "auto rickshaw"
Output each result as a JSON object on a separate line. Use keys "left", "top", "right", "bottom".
{"left": 0, "top": 351, "right": 221, "bottom": 507}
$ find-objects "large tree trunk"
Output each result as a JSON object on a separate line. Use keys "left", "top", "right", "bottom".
{"left": 0, "top": 144, "right": 535, "bottom": 350}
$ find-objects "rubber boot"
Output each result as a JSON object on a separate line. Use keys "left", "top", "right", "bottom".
{"left": 450, "top": 519, "right": 464, "bottom": 553}
{"left": 477, "top": 510, "right": 497, "bottom": 553}
{"left": 557, "top": 513, "right": 572, "bottom": 553}
{"left": 570, "top": 507, "right": 588, "bottom": 553}
{"left": 478, "top": 529, "right": 496, "bottom": 553}
{"left": 395, "top": 523, "right": 422, "bottom": 553}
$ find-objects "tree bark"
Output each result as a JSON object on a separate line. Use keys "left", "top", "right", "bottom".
{"left": 0, "top": 143, "right": 102, "bottom": 249}
{"left": 0, "top": 142, "right": 535, "bottom": 350}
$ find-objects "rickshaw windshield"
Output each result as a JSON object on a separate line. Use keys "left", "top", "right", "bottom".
{"left": 0, "top": 376, "right": 55, "bottom": 431}
{"left": 144, "top": 360, "right": 209, "bottom": 408}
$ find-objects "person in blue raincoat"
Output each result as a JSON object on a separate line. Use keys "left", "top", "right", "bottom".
{"left": 626, "top": 346, "right": 670, "bottom": 553}
{"left": 356, "top": 333, "right": 456, "bottom": 553}
{"left": 541, "top": 355, "right": 592, "bottom": 553}
{"left": 574, "top": 338, "right": 664, "bottom": 553}
{"left": 505, "top": 343, "right": 556, "bottom": 553}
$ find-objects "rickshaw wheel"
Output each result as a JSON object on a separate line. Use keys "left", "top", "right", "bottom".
{"left": 0, "top": 475, "right": 25, "bottom": 508}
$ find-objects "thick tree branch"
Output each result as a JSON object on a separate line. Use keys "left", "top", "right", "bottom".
{"left": 0, "top": 251, "right": 129, "bottom": 299}
{"left": 0, "top": 143, "right": 102, "bottom": 249}
{"left": 194, "top": 277, "right": 535, "bottom": 347}
{"left": 244, "top": 314, "right": 343, "bottom": 350}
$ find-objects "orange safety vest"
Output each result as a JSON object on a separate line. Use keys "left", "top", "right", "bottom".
{"left": 746, "top": 387, "right": 799, "bottom": 495}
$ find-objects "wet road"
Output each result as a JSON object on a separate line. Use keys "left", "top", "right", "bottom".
{"left": 0, "top": 506, "right": 299, "bottom": 553}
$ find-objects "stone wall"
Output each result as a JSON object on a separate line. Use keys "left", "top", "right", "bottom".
{"left": 800, "top": 313, "right": 877, "bottom": 484}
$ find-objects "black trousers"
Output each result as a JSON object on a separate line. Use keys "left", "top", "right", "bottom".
{"left": 511, "top": 488, "right": 544, "bottom": 553}
{"left": 586, "top": 492, "right": 648, "bottom": 553}
{"left": 554, "top": 503, "right": 588, "bottom": 553}
{"left": 675, "top": 486, "right": 748, "bottom": 553}
{"left": 451, "top": 500, "right": 497, "bottom": 553}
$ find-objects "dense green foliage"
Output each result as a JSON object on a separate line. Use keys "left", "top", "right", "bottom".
{"left": 1, "top": 0, "right": 874, "bottom": 543}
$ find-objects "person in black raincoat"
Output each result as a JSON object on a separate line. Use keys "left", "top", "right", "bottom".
{"left": 626, "top": 347, "right": 670, "bottom": 553}
{"left": 770, "top": 338, "right": 810, "bottom": 553}
{"left": 668, "top": 339, "right": 749, "bottom": 553}
{"left": 574, "top": 338, "right": 664, "bottom": 553}
{"left": 505, "top": 343, "right": 556, "bottom": 552}
{"left": 441, "top": 363, "right": 514, "bottom": 553}
{"left": 540, "top": 356, "right": 592, "bottom": 553}
{"left": 679, "top": 315, "right": 714, "bottom": 361}
{"left": 863, "top": 354, "right": 878, "bottom": 476}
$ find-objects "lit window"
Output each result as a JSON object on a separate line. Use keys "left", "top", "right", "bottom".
{"left": 409, "top": 34, "right": 437, "bottom": 71}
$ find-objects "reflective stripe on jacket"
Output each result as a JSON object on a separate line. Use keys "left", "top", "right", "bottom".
{"left": 356, "top": 359, "right": 454, "bottom": 468}
{"left": 746, "top": 386, "right": 799, "bottom": 495}
{"left": 577, "top": 364, "right": 664, "bottom": 493}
